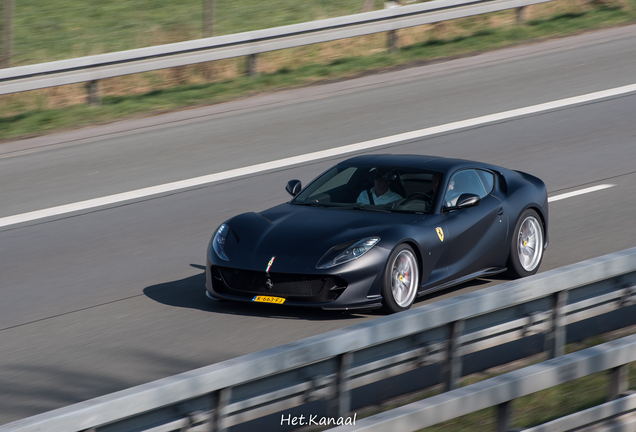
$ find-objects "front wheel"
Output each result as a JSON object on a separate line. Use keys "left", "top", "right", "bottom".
{"left": 507, "top": 209, "right": 544, "bottom": 278}
{"left": 381, "top": 244, "right": 420, "bottom": 313}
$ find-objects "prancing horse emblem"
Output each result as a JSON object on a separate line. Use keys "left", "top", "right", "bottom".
{"left": 436, "top": 227, "right": 444, "bottom": 242}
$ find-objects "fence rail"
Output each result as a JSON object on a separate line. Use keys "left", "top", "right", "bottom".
{"left": 0, "top": 0, "right": 551, "bottom": 99}
{"left": 2, "top": 247, "right": 636, "bottom": 432}
{"left": 334, "top": 334, "right": 636, "bottom": 432}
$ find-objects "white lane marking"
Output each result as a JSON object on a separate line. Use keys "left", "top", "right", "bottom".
{"left": 548, "top": 184, "right": 615, "bottom": 202}
{"left": 1, "top": 84, "right": 636, "bottom": 229}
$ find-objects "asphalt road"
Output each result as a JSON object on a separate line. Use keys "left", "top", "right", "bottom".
{"left": 1, "top": 25, "right": 636, "bottom": 425}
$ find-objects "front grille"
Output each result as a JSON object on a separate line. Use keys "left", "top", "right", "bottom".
{"left": 217, "top": 267, "right": 326, "bottom": 297}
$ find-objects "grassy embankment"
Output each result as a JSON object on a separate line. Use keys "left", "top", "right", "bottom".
{"left": 1, "top": 0, "right": 635, "bottom": 140}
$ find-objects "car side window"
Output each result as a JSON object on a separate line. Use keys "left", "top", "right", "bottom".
{"left": 444, "top": 169, "right": 488, "bottom": 206}
{"left": 476, "top": 169, "right": 495, "bottom": 194}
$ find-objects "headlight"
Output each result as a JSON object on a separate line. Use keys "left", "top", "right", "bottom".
{"left": 316, "top": 237, "right": 380, "bottom": 269}
{"left": 212, "top": 224, "right": 230, "bottom": 261}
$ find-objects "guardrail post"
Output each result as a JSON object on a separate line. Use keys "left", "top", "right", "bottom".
{"left": 361, "top": 0, "right": 375, "bottom": 12}
{"left": 1, "top": 0, "right": 14, "bottom": 68}
{"left": 86, "top": 80, "right": 101, "bottom": 106}
{"left": 516, "top": 6, "right": 527, "bottom": 24}
{"left": 203, "top": 0, "right": 215, "bottom": 38}
{"left": 330, "top": 352, "right": 353, "bottom": 417}
{"left": 388, "top": 30, "right": 399, "bottom": 53}
{"left": 496, "top": 400, "right": 513, "bottom": 432}
{"left": 443, "top": 319, "right": 465, "bottom": 391}
{"left": 246, "top": 54, "right": 258, "bottom": 77}
{"left": 609, "top": 365, "right": 629, "bottom": 400}
{"left": 546, "top": 290, "right": 568, "bottom": 358}
{"left": 210, "top": 387, "right": 231, "bottom": 432}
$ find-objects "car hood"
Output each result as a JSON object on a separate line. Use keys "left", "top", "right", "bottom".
{"left": 221, "top": 203, "right": 424, "bottom": 271}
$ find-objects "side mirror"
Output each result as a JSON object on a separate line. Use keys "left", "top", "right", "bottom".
{"left": 443, "top": 193, "right": 480, "bottom": 211}
{"left": 286, "top": 179, "right": 302, "bottom": 196}
{"left": 456, "top": 193, "right": 481, "bottom": 208}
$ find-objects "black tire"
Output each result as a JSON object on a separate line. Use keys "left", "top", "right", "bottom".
{"left": 381, "top": 244, "right": 420, "bottom": 314}
{"left": 507, "top": 209, "right": 544, "bottom": 278}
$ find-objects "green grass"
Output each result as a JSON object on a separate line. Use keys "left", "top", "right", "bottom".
{"left": 6, "top": 0, "right": 384, "bottom": 64}
{"left": 1, "top": 0, "right": 636, "bottom": 141}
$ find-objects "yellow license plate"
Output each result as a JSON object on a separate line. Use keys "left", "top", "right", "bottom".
{"left": 253, "top": 295, "right": 286, "bottom": 304}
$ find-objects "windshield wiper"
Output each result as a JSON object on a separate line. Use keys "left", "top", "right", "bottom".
{"left": 294, "top": 202, "right": 392, "bottom": 212}
{"left": 344, "top": 204, "right": 392, "bottom": 213}
{"left": 292, "top": 201, "right": 324, "bottom": 207}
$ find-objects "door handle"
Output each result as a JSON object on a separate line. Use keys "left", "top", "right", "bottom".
{"left": 497, "top": 207, "right": 504, "bottom": 215}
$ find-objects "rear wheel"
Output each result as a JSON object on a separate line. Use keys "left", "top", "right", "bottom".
{"left": 507, "top": 209, "right": 544, "bottom": 278}
{"left": 381, "top": 244, "right": 420, "bottom": 313}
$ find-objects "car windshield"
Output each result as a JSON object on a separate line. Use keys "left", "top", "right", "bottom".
{"left": 292, "top": 165, "right": 443, "bottom": 214}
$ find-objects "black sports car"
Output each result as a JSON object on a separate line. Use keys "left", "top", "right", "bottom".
{"left": 206, "top": 154, "right": 548, "bottom": 313}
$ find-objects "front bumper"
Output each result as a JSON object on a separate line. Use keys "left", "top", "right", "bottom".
{"left": 205, "top": 256, "right": 385, "bottom": 311}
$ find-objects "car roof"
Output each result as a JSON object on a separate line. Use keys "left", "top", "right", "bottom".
{"left": 339, "top": 154, "right": 501, "bottom": 174}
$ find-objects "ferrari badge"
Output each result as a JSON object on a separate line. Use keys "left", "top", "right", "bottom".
{"left": 266, "top": 256, "right": 276, "bottom": 273}
{"left": 436, "top": 227, "right": 444, "bottom": 242}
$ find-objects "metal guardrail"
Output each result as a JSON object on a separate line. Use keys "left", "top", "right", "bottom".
{"left": 0, "top": 0, "right": 551, "bottom": 97}
{"left": 2, "top": 247, "right": 636, "bottom": 432}
{"left": 333, "top": 334, "right": 636, "bottom": 432}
